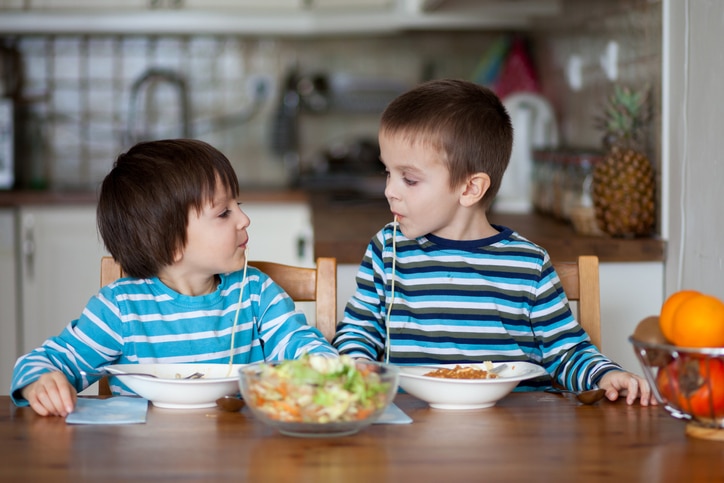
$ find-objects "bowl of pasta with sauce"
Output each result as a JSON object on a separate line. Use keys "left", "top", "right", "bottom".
{"left": 397, "top": 361, "right": 547, "bottom": 410}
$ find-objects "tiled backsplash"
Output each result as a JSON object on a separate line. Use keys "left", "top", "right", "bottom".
{"left": 8, "top": 31, "right": 499, "bottom": 190}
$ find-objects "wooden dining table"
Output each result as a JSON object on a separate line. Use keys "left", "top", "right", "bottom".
{"left": 1, "top": 392, "right": 722, "bottom": 482}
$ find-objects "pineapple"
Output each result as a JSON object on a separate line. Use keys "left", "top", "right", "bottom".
{"left": 591, "top": 84, "right": 656, "bottom": 237}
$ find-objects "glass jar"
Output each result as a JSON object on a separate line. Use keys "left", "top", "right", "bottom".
{"left": 549, "top": 151, "right": 567, "bottom": 220}
{"left": 567, "top": 150, "right": 605, "bottom": 235}
{"left": 532, "top": 149, "right": 552, "bottom": 214}
{"left": 566, "top": 151, "right": 603, "bottom": 213}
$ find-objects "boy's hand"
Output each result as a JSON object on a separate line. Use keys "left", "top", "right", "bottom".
{"left": 598, "top": 370, "right": 657, "bottom": 406}
{"left": 21, "top": 371, "right": 77, "bottom": 417}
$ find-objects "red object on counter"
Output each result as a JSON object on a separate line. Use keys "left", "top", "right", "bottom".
{"left": 495, "top": 37, "right": 540, "bottom": 99}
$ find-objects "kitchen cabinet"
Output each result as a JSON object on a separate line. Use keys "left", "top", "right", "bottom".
{"left": 241, "top": 201, "right": 314, "bottom": 268}
{"left": 0, "top": 0, "right": 561, "bottom": 34}
{"left": 17, "top": 206, "right": 109, "bottom": 354}
{"left": 0, "top": 208, "right": 17, "bottom": 395}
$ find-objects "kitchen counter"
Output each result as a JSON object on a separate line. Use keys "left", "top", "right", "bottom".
{"left": 0, "top": 188, "right": 310, "bottom": 206}
{"left": 309, "top": 194, "right": 666, "bottom": 264}
{"left": 0, "top": 189, "right": 666, "bottom": 265}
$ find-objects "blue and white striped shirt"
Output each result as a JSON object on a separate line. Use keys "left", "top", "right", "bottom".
{"left": 332, "top": 223, "right": 620, "bottom": 391}
{"left": 11, "top": 267, "right": 337, "bottom": 404}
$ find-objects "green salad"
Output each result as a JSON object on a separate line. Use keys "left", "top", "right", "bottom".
{"left": 245, "top": 355, "right": 392, "bottom": 424}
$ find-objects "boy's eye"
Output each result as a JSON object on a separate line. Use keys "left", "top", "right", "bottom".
{"left": 220, "top": 202, "right": 243, "bottom": 218}
{"left": 403, "top": 177, "right": 417, "bottom": 186}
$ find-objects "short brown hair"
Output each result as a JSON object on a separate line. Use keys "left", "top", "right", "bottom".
{"left": 380, "top": 79, "right": 513, "bottom": 208}
{"left": 97, "top": 139, "right": 240, "bottom": 278}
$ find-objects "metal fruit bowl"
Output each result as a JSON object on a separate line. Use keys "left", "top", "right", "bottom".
{"left": 630, "top": 321, "right": 724, "bottom": 434}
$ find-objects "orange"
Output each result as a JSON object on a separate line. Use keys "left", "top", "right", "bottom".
{"left": 669, "top": 293, "right": 724, "bottom": 348}
{"left": 659, "top": 290, "right": 701, "bottom": 343}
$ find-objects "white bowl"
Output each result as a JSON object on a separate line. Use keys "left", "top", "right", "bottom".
{"left": 398, "top": 361, "right": 547, "bottom": 410}
{"left": 104, "top": 363, "right": 245, "bottom": 409}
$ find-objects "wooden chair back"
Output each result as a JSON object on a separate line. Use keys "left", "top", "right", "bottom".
{"left": 98, "top": 256, "right": 337, "bottom": 396}
{"left": 552, "top": 255, "right": 602, "bottom": 349}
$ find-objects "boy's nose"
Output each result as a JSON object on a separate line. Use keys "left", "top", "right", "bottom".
{"left": 237, "top": 208, "right": 251, "bottom": 229}
{"left": 384, "top": 180, "right": 397, "bottom": 201}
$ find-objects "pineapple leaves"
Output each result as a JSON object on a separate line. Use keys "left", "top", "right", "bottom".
{"left": 595, "top": 83, "right": 651, "bottom": 150}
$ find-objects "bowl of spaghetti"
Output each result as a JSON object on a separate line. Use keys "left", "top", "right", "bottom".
{"left": 397, "top": 361, "right": 547, "bottom": 410}
{"left": 104, "top": 363, "right": 245, "bottom": 409}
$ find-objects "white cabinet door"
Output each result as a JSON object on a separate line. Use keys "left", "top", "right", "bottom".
{"left": 241, "top": 202, "right": 314, "bottom": 268}
{"left": 0, "top": 209, "right": 18, "bottom": 395}
{"left": 599, "top": 262, "right": 663, "bottom": 375}
{"left": 18, "top": 206, "right": 109, "bottom": 353}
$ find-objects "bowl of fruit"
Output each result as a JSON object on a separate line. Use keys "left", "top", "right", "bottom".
{"left": 629, "top": 290, "right": 724, "bottom": 440}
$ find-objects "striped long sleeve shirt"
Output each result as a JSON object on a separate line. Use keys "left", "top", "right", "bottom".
{"left": 332, "top": 223, "right": 621, "bottom": 391}
{"left": 11, "top": 267, "right": 337, "bottom": 405}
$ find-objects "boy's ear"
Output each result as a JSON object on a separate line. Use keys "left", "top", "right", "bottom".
{"left": 171, "top": 243, "right": 185, "bottom": 264}
{"left": 459, "top": 172, "right": 491, "bottom": 207}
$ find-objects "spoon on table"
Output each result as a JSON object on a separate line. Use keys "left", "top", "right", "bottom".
{"left": 216, "top": 395, "right": 245, "bottom": 412}
{"left": 545, "top": 387, "right": 607, "bottom": 405}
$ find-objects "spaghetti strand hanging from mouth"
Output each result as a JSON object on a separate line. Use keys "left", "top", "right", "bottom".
{"left": 385, "top": 217, "right": 398, "bottom": 364}
{"left": 227, "top": 249, "right": 248, "bottom": 376}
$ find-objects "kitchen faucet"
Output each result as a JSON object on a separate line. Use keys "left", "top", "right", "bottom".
{"left": 125, "top": 67, "right": 191, "bottom": 146}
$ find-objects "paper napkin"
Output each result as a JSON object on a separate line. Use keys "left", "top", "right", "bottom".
{"left": 66, "top": 397, "right": 149, "bottom": 425}
{"left": 374, "top": 403, "right": 412, "bottom": 424}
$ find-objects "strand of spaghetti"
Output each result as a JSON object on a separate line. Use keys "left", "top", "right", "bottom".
{"left": 227, "top": 249, "right": 248, "bottom": 377}
{"left": 385, "top": 217, "right": 398, "bottom": 364}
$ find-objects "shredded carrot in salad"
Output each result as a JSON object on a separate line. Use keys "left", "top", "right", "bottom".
{"left": 245, "top": 355, "right": 391, "bottom": 424}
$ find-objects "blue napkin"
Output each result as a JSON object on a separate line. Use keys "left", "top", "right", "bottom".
{"left": 66, "top": 397, "right": 149, "bottom": 425}
{"left": 374, "top": 403, "right": 412, "bottom": 424}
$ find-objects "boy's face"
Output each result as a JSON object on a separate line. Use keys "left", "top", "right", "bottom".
{"left": 380, "top": 131, "right": 468, "bottom": 240}
{"left": 180, "top": 178, "right": 250, "bottom": 277}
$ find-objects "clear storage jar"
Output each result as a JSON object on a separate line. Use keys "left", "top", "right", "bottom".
{"left": 566, "top": 150, "right": 605, "bottom": 236}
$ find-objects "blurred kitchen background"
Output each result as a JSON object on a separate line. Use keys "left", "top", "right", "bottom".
{"left": 0, "top": 0, "right": 660, "bottom": 195}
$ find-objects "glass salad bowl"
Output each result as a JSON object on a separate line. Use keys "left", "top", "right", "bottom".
{"left": 238, "top": 355, "right": 399, "bottom": 437}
